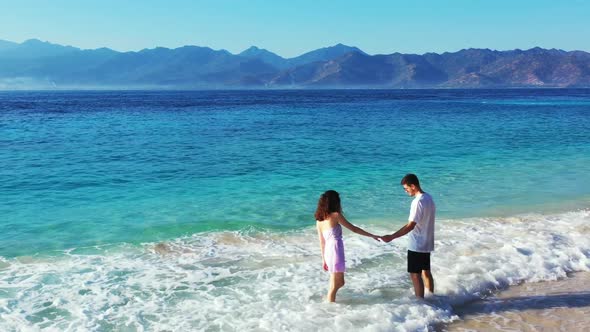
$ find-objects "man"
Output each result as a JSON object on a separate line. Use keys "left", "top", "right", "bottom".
{"left": 382, "top": 174, "right": 435, "bottom": 298}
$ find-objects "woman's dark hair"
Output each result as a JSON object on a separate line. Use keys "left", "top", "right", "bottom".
{"left": 400, "top": 173, "right": 420, "bottom": 187}
{"left": 314, "top": 190, "right": 342, "bottom": 221}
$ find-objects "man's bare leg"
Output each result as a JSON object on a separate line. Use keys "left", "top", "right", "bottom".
{"left": 410, "top": 273, "right": 424, "bottom": 298}
{"left": 422, "top": 270, "right": 434, "bottom": 294}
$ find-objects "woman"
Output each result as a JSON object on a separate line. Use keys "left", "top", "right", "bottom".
{"left": 315, "top": 190, "right": 380, "bottom": 302}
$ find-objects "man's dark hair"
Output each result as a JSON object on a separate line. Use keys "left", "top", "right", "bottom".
{"left": 400, "top": 173, "right": 420, "bottom": 187}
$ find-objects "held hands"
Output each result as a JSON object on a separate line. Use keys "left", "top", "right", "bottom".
{"left": 366, "top": 234, "right": 394, "bottom": 243}
{"left": 380, "top": 234, "right": 395, "bottom": 243}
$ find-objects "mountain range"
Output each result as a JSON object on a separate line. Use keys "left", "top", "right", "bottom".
{"left": 1, "top": 39, "right": 589, "bottom": 89}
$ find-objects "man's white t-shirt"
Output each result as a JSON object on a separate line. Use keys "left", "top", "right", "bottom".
{"left": 407, "top": 192, "right": 435, "bottom": 253}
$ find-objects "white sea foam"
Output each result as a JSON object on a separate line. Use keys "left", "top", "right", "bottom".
{"left": 1, "top": 210, "right": 589, "bottom": 331}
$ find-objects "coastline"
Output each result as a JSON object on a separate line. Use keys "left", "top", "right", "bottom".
{"left": 438, "top": 272, "right": 590, "bottom": 331}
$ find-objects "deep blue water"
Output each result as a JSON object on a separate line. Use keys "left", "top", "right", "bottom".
{"left": 1, "top": 89, "right": 590, "bottom": 257}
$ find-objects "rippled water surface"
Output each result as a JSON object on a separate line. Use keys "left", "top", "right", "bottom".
{"left": 1, "top": 89, "right": 589, "bottom": 331}
{"left": 2, "top": 89, "right": 589, "bottom": 257}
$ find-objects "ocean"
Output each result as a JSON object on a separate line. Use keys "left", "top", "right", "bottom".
{"left": 1, "top": 89, "right": 589, "bottom": 331}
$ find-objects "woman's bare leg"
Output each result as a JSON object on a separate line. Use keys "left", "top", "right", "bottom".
{"left": 327, "top": 272, "right": 345, "bottom": 302}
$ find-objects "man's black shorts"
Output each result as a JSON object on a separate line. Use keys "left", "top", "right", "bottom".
{"left": 407, "top": 250, "right": 431, "bottom": 273}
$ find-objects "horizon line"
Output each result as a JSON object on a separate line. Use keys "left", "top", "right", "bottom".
{"left": 1, "top": 37, "right": 587, "bottom": 59}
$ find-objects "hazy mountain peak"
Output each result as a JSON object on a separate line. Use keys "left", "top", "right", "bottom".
{"left": 320, "top": 43, "right": 366, "bottom": 54}
{"left": 95, "top": 47, "right": 115, "bottom": 52}
{"left": 22, "top": 38, "right": 44, "bottom": 45}
{"left": 21, "top": 38, "right": 78, "bottom": 50}
{"left": 240, "top": 46, "right": 281, "bottom": 57}
{"left": 525, "top": 46, "right": 564, "bottom": 53}
{"left": 331, "top": 43, "right": 360, "bottom": 50}
{"left": 0, "top": 38, "right": 79, "bottom": 59}
{"left": 237, "top": 46, "right": 285, "bottom": 68}
{"left": 287, "top": 43, "right": 366, "bottom": 68}
{"left": 183, "top": 45, "right": 233, "bottom": 55}
{"left": 137, "top": 46, "right": 169, "bottom": 54}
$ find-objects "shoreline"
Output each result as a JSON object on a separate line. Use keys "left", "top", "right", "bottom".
{"left": 1, "top": 208, "right": 589, "bottom": 330}
{"left": 438, "top": 272, "right": 590, "bottom": 331}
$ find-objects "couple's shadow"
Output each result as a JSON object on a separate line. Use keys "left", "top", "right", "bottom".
{"left": 434, "top": 291, "right": 590, "bottom": 331}
{"left": 455, "top": 291, "right": 590, "bottom": 315}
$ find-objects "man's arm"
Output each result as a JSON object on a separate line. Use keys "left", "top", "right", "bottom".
{"left": 382, "top": 221, "right": 416, "bottom": 243}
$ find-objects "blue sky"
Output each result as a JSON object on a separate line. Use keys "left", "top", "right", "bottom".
{"left": 1, "top": 0, "right": 588, "bottom": 57}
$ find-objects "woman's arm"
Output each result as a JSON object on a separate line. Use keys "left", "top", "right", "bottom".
{"left": 316, "top": 222, "right": 328, "bottom": 270}
{"left": 335, "top": 213, "right": 380, "bottom": 241}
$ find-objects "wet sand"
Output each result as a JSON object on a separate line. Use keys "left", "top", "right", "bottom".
{"left": 439, "top": 272, "right": 590, "bottom": 332}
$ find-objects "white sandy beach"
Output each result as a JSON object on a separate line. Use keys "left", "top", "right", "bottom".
{"left": 440, "top": 272, "right": 590, "bottom": 331}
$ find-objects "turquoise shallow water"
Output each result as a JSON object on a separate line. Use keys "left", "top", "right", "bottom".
{"left": 1, "top": 89, "right": 589, "bottom": 257}
{"left": 1, "top": 89, "right": 590, "bottom": 331}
